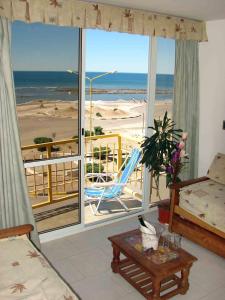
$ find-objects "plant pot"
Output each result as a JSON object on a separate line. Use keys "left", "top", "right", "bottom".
{"left": 158, "top": 199, "right": 170, "bottom": 224}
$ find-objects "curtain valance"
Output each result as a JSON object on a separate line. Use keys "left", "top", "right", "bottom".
{"left": 0, "top": 0, "right": 207, "bottom": 41}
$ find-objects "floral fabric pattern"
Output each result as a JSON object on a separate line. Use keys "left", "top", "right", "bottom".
{"left": 207, "top": 153, "right": 225, "bottom": 185}
{"left": 0, "top": 235, "right": 79, "bottom": 299}
{"left": 0, "top": 0, "right": 207, "bottom": 41}
{"left": 180, "top": 179, "right": 225, "bottom": 233}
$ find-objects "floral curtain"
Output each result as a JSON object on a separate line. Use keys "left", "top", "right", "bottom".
{"left": 0, "top": 0, "right": 207, "bottom": 41}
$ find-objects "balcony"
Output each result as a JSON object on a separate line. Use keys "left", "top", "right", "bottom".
{"left": 22, "top": 134, "right": 141, "bottom": 232}
{"left": 22, "top": 133, "right": 169, "bottom": 232}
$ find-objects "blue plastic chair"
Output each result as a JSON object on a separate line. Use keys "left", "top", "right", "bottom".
{"left": 84, "top": 148, "right": 141, "bottom": 215}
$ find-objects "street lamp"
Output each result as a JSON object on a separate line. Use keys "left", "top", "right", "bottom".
{"left": 67, "top": 69, "right": 117, "bottom": 137}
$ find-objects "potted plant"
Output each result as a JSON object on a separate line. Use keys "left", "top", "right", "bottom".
{"left": 141, "top": 112, "right": 188, "bottom": 223}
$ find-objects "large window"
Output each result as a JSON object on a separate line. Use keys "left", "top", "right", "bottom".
{"left": 12, "top": 22, "right": 176, "bottom": 233}
{"left": 12, "top": 22, "right": 82, "bottom": 233}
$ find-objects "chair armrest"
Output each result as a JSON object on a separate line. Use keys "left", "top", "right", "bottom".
{"left": 0, "top": 224, "right": 34, "bottom": 239}
{"left": 92, "top": 182, "right": 125, "bottom": 188}
{"left": 85, "top": 172, "right": 116, "bottom": 177}
{"left": 85, "top": 173, "right": 103, "bottom": 177}
{"left": 169, "top": 176, "right": 209, "bottom": 231}
{"left": 170, "top": 176, "right": 209, "bottom": 190}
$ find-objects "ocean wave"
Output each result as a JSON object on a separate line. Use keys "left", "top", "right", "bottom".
{"left": 15, "top": 86, "right": 58, "bottom": 90}
{"left": 15, "top": 86, "right": 172, "bottom": 94}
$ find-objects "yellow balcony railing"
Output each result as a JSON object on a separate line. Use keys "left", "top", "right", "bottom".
{"left": 21, "top": 133, "right": 143, "bottom": 209}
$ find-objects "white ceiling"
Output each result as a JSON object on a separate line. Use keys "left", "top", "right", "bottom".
{"left": 87, "top": 0, "right": 225, "bottom": 21}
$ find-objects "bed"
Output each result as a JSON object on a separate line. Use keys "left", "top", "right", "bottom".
{"left": 0, "top": 224, "right": 81, "bottom": 300}
{"left": 169, "top": 153, "right": 225, "bottom": 258}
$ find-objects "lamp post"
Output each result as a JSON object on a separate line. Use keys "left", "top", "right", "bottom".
{"left": 67, "top": 70, "right": 117, "bottom": 137}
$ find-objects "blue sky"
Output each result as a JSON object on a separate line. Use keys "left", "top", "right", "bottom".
{"left": 86, "top": 30, "right": 175, "bottom": 74}
{"left": 12, "top": 21, "right": 175, "bottom": 74}
{"left": 12, "top": 22, "right": 80, "bottom": 72}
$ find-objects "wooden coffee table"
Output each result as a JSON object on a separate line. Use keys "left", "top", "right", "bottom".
{"left": 108, "top": 229, "right": 197, "bottom": 300}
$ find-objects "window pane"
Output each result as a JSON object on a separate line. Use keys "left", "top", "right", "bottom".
{"left": 84, "top": 29, "right": 149, "bottom": 223}
{"left": 12, "top": 22, "right": 82, "bottom": 233}
{"left": 151, "top": 37, "right": 175, "bottom": 204}
{"left": 154, "top": 37, "right": 175, "bottom": 120}
{"left": 85, "top": 30, "right": 149, "bottom": 137}
{"left": 12, "top": 22, "right": 81, "bottom": 160}
{"left": 25, "top": 161, "right": 80, "bottom": 233}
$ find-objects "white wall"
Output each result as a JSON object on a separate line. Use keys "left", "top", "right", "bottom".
{"left": 198, "top": 19, "right": 225, "bottom": 176}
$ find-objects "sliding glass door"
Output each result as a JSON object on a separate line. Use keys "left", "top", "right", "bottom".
{"left": 12, "top": 22, "right": 83, "bottom": 233}
{"left": 12, "top": 22, "right": 175, "bottom": 234}
{"left": 150, "top": 37, "right": 175, "bottom": 205}
{"left": 83, "top": 29, "right": 150, "bottom": 224}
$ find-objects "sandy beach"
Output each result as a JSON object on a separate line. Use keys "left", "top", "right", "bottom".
{"left": 17, "top": 99, "right": 172, "bottom": 147}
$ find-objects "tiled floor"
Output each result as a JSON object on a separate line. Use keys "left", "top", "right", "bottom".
{"left": 41, "top": 210, "right": 225, "bottom": 300}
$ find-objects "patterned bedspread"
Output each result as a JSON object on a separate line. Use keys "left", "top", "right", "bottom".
{"left": 180, "top": 179, "right": 225, "bottom": 233}
{"left": 0, "top": 235, "right": 79, "bottom": 299}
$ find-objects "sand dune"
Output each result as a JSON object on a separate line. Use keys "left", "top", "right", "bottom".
{"left": 17, "top": 99, "right": 172, "bottom": 147}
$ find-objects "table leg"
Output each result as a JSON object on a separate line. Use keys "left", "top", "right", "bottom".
{"left": 151, "top": 279, "right": 161, "bottom": 300}
{"left": 179, "top": 265, "right": 191, "bottom": 295}
{"left": 111, "top": 244, "right": 120, "bottom": 273}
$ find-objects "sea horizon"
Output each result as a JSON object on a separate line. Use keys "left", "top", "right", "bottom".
{"left": 14, "top": 71, "right": 174, "bottom": 103}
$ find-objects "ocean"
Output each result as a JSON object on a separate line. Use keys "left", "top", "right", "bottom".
{"left": 14, "top": 71, "right": 174, "bottom": 104}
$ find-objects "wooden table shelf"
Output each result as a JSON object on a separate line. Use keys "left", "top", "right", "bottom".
{"left": 108, "top": 229, "right": 197, "bottom": 300}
